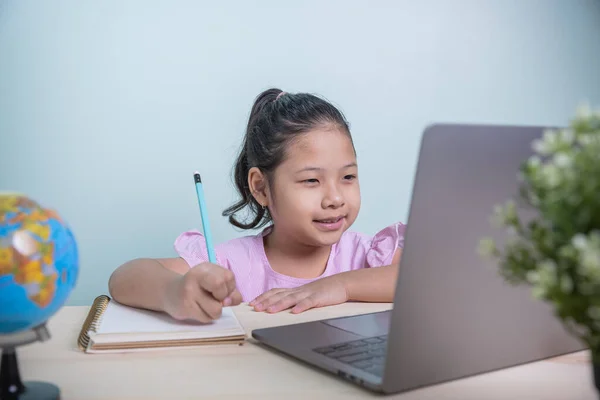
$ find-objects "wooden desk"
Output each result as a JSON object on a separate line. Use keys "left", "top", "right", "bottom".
{"left": 14, "top": 303, "right": 595, "bottom": 399}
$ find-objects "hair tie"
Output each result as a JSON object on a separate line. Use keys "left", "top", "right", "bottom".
{"left": 275, "top": 91, "right": 286, "bottom": 100}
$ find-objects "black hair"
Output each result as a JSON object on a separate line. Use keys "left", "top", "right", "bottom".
{"left": 222, "top": 88, "right": 353, "bottom": 230}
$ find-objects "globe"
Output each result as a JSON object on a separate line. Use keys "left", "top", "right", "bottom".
{"left": 0, "top": 193, "right": 79, "bottom": 335}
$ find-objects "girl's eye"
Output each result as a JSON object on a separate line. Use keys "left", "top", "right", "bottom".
{"left": 344, "top": 174, "right": 357, "bottom": 181}
{"left": 303, "top": 179, "right": 319, "bottom": 184}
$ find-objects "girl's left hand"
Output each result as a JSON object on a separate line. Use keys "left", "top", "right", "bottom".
{"left": 249, "top": 277, "right": 348, "bottom": 314}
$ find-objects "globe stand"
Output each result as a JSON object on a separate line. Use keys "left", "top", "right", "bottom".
{"left": 0, "top": 324, "right": 59, "bottom": 400}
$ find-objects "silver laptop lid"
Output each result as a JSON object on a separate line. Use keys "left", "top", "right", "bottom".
{"left": 383, "top": 124, "right": 584, "bottom": 393}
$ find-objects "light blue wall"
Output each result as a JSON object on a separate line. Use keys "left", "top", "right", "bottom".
{"left": 1, "top": 0, "right": 599, "bottom": 306}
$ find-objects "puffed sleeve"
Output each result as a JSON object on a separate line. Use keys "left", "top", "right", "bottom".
{"left": 365, "top": 222, "right": 406, "bottom": 268}
{"left": 173, "top": 230, "right": 225, "bottom": 268}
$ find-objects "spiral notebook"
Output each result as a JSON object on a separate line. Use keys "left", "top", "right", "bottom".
{"left": 77, "top": 295, "right": 246, "bottom": 353}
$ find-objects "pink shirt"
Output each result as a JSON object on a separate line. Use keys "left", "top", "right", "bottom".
{"left": 174, "top": 222, "right": 406, "bottom": 302}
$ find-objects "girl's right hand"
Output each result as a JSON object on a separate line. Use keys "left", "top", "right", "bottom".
{"left": 164, "top": 262, "right": 242, "bottom": 323}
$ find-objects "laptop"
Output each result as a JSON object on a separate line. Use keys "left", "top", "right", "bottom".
{"left": 251, "top": 123, "right": 585, "bottom": 394}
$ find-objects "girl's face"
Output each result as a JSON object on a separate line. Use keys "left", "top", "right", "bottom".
{"left": 266, "top": 126, "right": 361, "bottom": 247}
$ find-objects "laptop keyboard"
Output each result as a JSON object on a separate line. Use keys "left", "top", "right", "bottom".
{"left": 313, "top": 335, "right": 387, "bottom": 377}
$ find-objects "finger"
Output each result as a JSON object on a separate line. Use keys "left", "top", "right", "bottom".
{"left": 253, "top": 291, "right": 289, "bottom": 311}
{"left": 187, "top": 309, "right": 214, "bottom": 323}
{"left": 267, "top": 292, "right": 310, "bottom": 313}
{"left": 256, "top": 291, "right": 296, "bottom": 312}
{"left": 291, "top": 296, "right": 317, "bottom": 314}
{"left": 250, "top": 288, "right": 286, "bottom": 307}
{"left": 230, "top": 289, "right": 243, "bottom": 306}
{"left": 195, "top": 289, "right": 223, "bottom": 320}
{"left": 249, "top": 289, "right": 277, "bottom": 306}
{"left": 222, "top": 288, "right": 243, "bottom": 307}
{"left": 198, "top": 267, "right": 234, "bottom": 301}
{"left": 223, "top": 269, "right": 237, "bottom": 297}
{"left": 180, "top": 298, "right": 214, "bottom": 323}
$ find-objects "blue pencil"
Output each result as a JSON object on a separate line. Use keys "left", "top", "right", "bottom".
{"left": 193, "top": 171, "right": 217, "bottom": 264}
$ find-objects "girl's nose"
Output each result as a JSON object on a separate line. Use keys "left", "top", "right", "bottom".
{"left": 322, "top": 185, "right": 345, "bottom": 209}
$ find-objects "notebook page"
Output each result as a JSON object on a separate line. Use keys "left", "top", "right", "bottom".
{"left": 95, "top": 300, "right": 244, "bottom": 335}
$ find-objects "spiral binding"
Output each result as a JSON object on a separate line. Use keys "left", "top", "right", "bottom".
{"left": 77, "top": 294, "right": 110, "bottom": 351}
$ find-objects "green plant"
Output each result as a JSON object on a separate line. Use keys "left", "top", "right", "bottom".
{"left": 478, "top": 105, "right": 600, "bottom": 359}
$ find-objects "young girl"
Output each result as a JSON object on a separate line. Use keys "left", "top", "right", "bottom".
{"left": 108, "top": 88, "right": 405, "bottom": 323}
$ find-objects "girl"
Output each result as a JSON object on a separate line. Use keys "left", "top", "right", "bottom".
{"left": 108, "top": 88, "right": 405, "bottom": 323}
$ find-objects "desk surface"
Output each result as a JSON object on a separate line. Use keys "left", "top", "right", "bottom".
{"left": 14, "top": 303, "right": 595, "bottom": 399}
